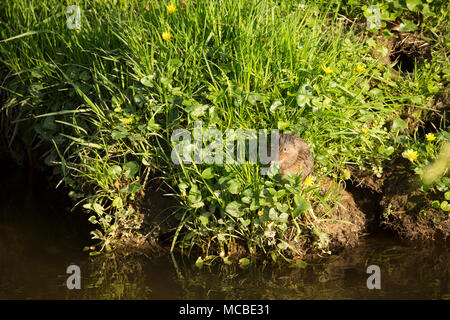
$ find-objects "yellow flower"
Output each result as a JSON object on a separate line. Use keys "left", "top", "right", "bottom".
{"left": 362, "top": 128, "right": 369, "bottom": 134}
{"left": 304, "top": 176, "right": 313, "bottom": 186}
{"left": 343, "top": 169, "right": 351, "bottom": 180}
{"left": 405, "top": 149, "right": 418, "bottom": 162}
{"left": 162, "top": 31, "right": 172, "bottom": 41}
{"left": 322, "top": 66, "right": 333, "bottom": 74}
{"left": 167, "top": 4, "right": 176, "bottom": 13}
{"left": 120, "top": 118, "right": 133, "bottom": 125}
{"left": 425, "top": 133, "right": 436, "bottom": 142}
{"left": 356, "top": 64, "right": 365, "bottom": 72}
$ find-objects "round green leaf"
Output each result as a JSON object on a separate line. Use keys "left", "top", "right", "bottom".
{"left": 268, "top": 208, "right": 278, "bottom": 221}
{"left": 225, "top": 201, "right": 242, "bottom": 217}
{"left": 228, "top": 179, "right": 242, "bottom": 194}
{"left": 392, "top": 118, "right": 407, "bottom": 132}
{"left": 239, "top": 258, "right": 250, "bottom": 268}
{"left": 112, "top": 196, "right": 123, "bottom": 208}
{"left": 277, "top": 121, "right": 290, "bottom": 130}
{"left": 201, "top": 167, "right": 215, "bottom": 179}
{"left": 107, "top": 165, "right": 122, "bottom": 177}
{"left": 140, "top": 75, "right": 155, "bottom": 87}
{"left": 88, "top": 216, "right": 98, "bottom": 224}
{"left": 440, "top": 201, "right": 450, "bottom": 211}
{"left": 398, "top": 19, "right": 418, "bottom": 32}
{"left": 293, "top": 196, "right": 311, "bottom": 217}
{"left": 195, "top": 256, "right": 204, "bottom": 268}
{"left": 123, "top": 161, "right": 138, "bottom": 178}
{"left": 432, "top": 200, "right": 441, "bottom": 209}
{"left": 406, "top": 0, "right": 422, "bottom": 12}
{"left": 445, "top": 191, "right": 450, "bottom": 201}
{"left": 296, "top": 94, "right": 309, "bottom": 107}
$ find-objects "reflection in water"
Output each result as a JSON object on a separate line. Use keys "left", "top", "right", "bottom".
{"left": 0, "top": 169, "right": 448, "bottom": 299}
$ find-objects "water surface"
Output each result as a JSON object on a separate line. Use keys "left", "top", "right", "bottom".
{"left": 0, "top": 169, "right": 448, "bottom": 299}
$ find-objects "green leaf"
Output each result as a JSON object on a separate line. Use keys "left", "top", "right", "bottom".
{"left": 198, "top": 215, "right": 209, "bottom": 226}
{"left": 134, "top": 94, "right": 148, "bottom": 106}
{"left": 445, "top": 191, "right": 450, "bottom": 201}
{"left": 396, "top": 135, "right": 409, "bottom": 144}
{"left": 241, "top": 196, "right": 251, "bottom": 204}
{"left": 427, "top": 81, "right": 439, "bottom": 94}
{"left": 188, "top": 185, "right": 202, "bottom": 206}
{"left": 201, "top": 167, "right": 215, "bottom": 179}
{"left": 293, "top": 196, "right": 311, "bottom": 217}
{"left": 277, "top": 241, "right": 290, "bottom": 250}
{"left": 79, "top": 70, "right": 91, "bottom": 81}
{"left": 436, "top": 180, "right": 448, "bottom": 192}
{"left": 440, "top": 201, "right": 450, "bottom": 211}
{"left": 228, "top": 179, "right": 242, "bottom": 194}
{"left": 107, "top": 165, "right": 122, "bottom": 177}
{"left": 296, "top": 94, "right": 309, "bottom": 107}
{"left": 123, "top": 161, "right": 138, "bottom": 178}
{"left": 392, "top": 118, "right": 407, "bottom": 132}
{"left": 112, "top": 197, "right": 123, "bottom": 208}
{"left": 279, "top": 212, "right": 289, "bottom": 223}
{"left": 140, "top": 75, "right": 155, "bottom": 87}
{"left": 190, "top": 104, "right": 209, "bottom": 118}
{"left": 443, "top": 177, "right": 450, "bottom": 187}
{"left": 169, "top": 58, "right": 183, "bottom": 68}
{"left": 277, "top": 121, "right": 290, "bottom": 130}
{"left": 195, "top": 256, "right": 204, "bottom": 268}
{"left": 290, "top": 259, "right": 308, "bottom": 269}
{"left": 422, "top": 4, "right": 434, "bottom": 16}
{"left": 270, "top": 101, "right": 282, "bottom": 112}
{"left": 88, "top": 216, "right": 98, "bottom": 224}
{"left": 239, "top": 258, "right": 250, "bottom": 268}
{"left": 111, "top": 129, "right": 128, "bottom": 140}
{"left": 398, "top": 19, "right": 418, "bottom": 32}
{"left": 313, "top": 227, "right": 329, "bottom": 249}
{"left": 93, "top": 203, "right": 104, "bottom": 215}
{"left": 432, "top": 200, "right": 441, "bottom": 209}
{"left": 276, "top": 202, "right": 289, "bottom": 213}
{"left": 121, "top": 181, "right": 142, "bottom": 194}
{"left": 406, "top": 0, "right": 422, "bottom": 11}
{"left": 225, "top": 201, "right": 242, "bottom": 217}
{"left": 268, "top": 208, "right": 278, "bottom": 221}
{"left": 30, "top": 69, "right": 44, "bottom": 78}
{"left": 378, "top": 145, "right": 395, "bottom": 156}
{"left": 190, "top": 201, "right": 205, "bottom": 209}
{"left": 276, "top": 189, "right": 286, "bottom": 197}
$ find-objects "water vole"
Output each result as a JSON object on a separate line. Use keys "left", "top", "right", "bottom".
{"left": 277, "top": 133, "right": 314, "bottom": 180}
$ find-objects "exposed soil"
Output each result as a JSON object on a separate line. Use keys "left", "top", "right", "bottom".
{"left": 381, "top": 158, "right": 450, "bottom": 241}
{"left": 314, "top": 178, "right": 367, "bottom": 250}
{"left": 346, "top": 157, "right": 450, "bottom": 242}
{"left": 349, "top": 167, "right": 385, "bottom": 193}
{"left": 390, "top": 33, "right": 432, "bottom": 73}
{"left": 427, "top": 90, "right": 450, "bottom": 130}
{"left": 111, "top": 181, "right": 179, "bottom": 256}
{"left": 372, "top": 33, "right": 432, "bottom": 72}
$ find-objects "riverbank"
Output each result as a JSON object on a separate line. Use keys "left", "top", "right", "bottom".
{"left": 1, "top": 0, "right": 448, "bottom": 262}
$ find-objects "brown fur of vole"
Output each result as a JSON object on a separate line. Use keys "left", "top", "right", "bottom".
{"left": 277, "top": 133, "right": 314, "bottom": 180}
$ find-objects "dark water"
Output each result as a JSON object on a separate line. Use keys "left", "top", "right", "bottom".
{"left": 0, "top": 169, "right": 448, "bottom": 300}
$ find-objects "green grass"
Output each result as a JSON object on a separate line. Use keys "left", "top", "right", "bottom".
{"left": 0, "top": 0, "right": 448, "bottom": 261}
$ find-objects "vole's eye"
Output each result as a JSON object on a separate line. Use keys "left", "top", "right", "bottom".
{"left": 283, "top": 147, "right": 287, "bottom": 152}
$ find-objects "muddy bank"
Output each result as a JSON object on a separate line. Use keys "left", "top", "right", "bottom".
{"left": 381, "top": 161, "right": 450, "bottom": 241}
{"left": 127, "top": 160, "right": 448, "bottom": 260}
{"left": 348, "top": 157, "right": 450, "bottom": 242}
